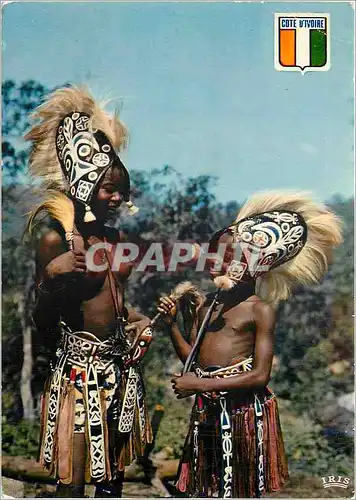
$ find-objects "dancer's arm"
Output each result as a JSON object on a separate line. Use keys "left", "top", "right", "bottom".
{"left": 33, "top": 230, "right": 86, "bottom": 329}
{"left": 157, "top": 296, "right": 193, "bottom": 363}
{"left": 126, "top": 307, "right": 150, "bottom": 323}
{"left": 125, "top": 307, "right": 152, "bottom": 343}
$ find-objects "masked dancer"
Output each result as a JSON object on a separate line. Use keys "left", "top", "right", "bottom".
{"left": 25, "top": 86, "right": 153, "bottom": 498}
{"left": 158, "top": 192, "right": 342, "bottom": 498}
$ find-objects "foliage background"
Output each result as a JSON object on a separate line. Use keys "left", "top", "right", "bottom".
{"left": 1, "top": 81, "right": 354, "bottom": 487}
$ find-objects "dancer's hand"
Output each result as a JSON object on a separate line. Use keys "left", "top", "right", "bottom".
{"left": 171, "top": 372, "right": 202, "bottom": 398}
{"left": 125, "top": 318, "right": 151, "bottom": 344}
{"left": 157, "top": 296, "right": 177, "bottom": 324}
{"left": 44, "top": 250, "right": 87, "bottom": 279}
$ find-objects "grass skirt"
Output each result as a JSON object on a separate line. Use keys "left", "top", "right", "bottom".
{"left": 176, "top": 388, "right": 288, "bottom": 498}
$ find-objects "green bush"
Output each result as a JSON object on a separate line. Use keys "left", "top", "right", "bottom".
{"left": 154, "top": 396, "right": 192, "bottom": 459}
{"left": 2, "top": 417, "right": 40, "bottom": 459}
{"left": 278, "top": 399, "right": 353, "bottom": 477}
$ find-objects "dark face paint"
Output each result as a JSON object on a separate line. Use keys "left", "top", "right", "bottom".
{"left": 91, "top": 167, "right": 129, "bottom": 221}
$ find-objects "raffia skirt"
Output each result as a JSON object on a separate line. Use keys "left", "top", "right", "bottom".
{"left": 176, "top": 360, "right": 288, "bottom": 498}
{"left": 38, "top": 330, "right": 152, "bottom": 484}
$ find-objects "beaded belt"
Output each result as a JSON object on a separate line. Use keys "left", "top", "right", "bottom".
{"left": 194, "top": 355, "right": 253, "bottom": 379}
{"left": 193, "top": 356, "right": 254, "bottom": 400}
{"left": 60, "top": 330, "right": 120, "bottom": 369}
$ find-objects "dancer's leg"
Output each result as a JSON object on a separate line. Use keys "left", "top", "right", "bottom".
{"left": 55, "top": 433, "right": 86, "bottom": 498}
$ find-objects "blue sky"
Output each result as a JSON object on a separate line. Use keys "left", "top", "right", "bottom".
{"left": 2, "top": 1, "right": 354, "bottom": 204}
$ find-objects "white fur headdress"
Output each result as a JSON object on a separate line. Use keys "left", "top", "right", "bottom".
{"left": 24, "top": 86, "right": 138, "bottom": 243}
{"left": 234, "top": 191, "right": 343, "bottom": 306}
{"left": 25, "top": 85, "right": 128, "bottom": 193}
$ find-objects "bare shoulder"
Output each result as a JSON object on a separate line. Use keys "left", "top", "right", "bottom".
{"left": 36, "top": 229, "right": 66, "bottom": 265}
{"left": 38, "top": 229, "right": 64, "bottom": 250}
{"left": 252, "top": 298, "right": 276, "bottom": 326}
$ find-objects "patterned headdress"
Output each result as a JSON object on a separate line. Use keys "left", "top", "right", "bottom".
{"left": 25, "top": 85, "right": 138, "bottom": 224}
{"left": 211, "top": 191, "right": 342, "bottom": 306}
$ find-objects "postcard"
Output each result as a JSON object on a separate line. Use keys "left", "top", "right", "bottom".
{"left": 1, "top": 1, "right": 354, "bottom": 498}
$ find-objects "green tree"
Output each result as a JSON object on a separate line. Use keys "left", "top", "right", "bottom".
{"left": 2, "top": 81, "right": 51, "bottom": 421}
{"left": 2, "top": 80, "right": 353, "bottom": 478}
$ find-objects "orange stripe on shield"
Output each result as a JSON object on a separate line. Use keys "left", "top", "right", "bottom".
{"left": 279, "top": 29, "right": 296, "bottom": 67}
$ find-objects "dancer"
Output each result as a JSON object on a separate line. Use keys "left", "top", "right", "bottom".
{"left": 158, "top": 192, "right": 342, "bottom": 498}
{"left": 25, "top": 86, "right": 152, "bottom": 497}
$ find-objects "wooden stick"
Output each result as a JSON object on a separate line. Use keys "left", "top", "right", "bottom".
{"left": 182, "top": 289, "right": 221, "bottom": 374}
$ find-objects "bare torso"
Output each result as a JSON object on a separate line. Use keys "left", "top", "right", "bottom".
{"left": 69, "top": 233, "right": 122, "bottom": 338}
{"left": 197, "top": 295, "right": 261, "bottom": 369}
{"left": 39, "top": 226, "right": 131, "bottom": 340}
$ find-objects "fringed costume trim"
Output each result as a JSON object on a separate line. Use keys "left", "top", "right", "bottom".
{"left": 39, "top": 329, "right": 152, "bottom": 484}
{"left": 176, "top": 358, "right": 288, "bottom": 498}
